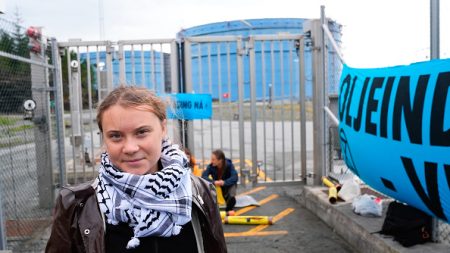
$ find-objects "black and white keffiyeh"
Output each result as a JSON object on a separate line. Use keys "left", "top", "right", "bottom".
{"left": 95, "top": 139, "right": 192, "bottom": 249}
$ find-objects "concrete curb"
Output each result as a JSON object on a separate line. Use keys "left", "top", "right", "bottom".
{"left": 300, "top": 186, "right": 449, "bottom": 253}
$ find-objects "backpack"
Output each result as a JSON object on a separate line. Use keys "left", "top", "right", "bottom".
{"left": 380, "top": 201, "right": 432, "bottom": 247}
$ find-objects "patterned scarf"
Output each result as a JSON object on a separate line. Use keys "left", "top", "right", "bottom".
{"left": 95, "top": 139, "right": 192, "bottom": 249}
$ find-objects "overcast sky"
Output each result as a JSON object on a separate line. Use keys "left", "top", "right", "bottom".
{"left": 2, "top": 0, "right": 449, "bottom": 68}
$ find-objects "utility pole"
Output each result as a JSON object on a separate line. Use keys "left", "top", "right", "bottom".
{"left": 430, "top": 0, "right": 439, "bottom": 59}
{"left": 430, "top": 0, "right": 440, "bottom": 242}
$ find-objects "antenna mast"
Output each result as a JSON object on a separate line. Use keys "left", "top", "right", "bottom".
{"left": 99, "top": 0, "right": 105, "bottom": 40}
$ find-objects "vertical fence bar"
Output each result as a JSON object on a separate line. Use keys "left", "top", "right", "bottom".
{"left": 151, "top": 44, "right": 156, "bottom": 90}
{"left": 118, "top": 44, "right": 126, "bottom": 85}
{"left": 237, "top": 38, "right": 246, "bottom": 186}
{"left": 279, "top": 40, "right": 286, "bottom": 181}
{"left": 299, "top": 38, "right": 307, "bottom": 182}
{"left": 160, "top": 44, "right": 165, "bottom": 94}
{"left": 289, "top": 40, "right": 295, "bottom": 180}
{"left": 95, "top": 47, "right": 102, "bottom": 102}
{"left": 85, "top": 47, "right": 95, "bottom": 171}
{"left": 226, "top": 42, "right": 233, "bottom": 160}
{"left": 248, "top": 37, "right": 258, "bottom": 186}
{"left": 261, "top": 41, "right": 268, "bottom": 182}
{"left": 0, "top": 179, "right": 6, "bottom": 250}
{"left": 51, "top": 38, "right": 67, "bottom": 187}
{"left": 131, "top": 45, "right": 136, "bottom": 85}
{"left": 76, "top": 48, "right": 86, "bottom": 182}
{"left": 183, "top": 40, "right": 195, "bottom": 151}
{"left": 170, "top": 40, "right": 182, "bottom": 144}
{"left": 207, "top": 43, "right": 214, "bottom": 152}
{"left": 270, "top": 41, "right": 276, "bottom": 181}
{"left": 217, "top": 43, "right": 224, "bottom": 150}
{"left": 105, "top": 42, "right": 114, "bottom": 93}
{"left": 197, "top": 43, "right": 206, "bottom": 169}
{"left": 140, "top": 44, "right": 146, "bottom": 87}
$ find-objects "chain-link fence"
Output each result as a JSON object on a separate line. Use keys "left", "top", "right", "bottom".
{"left": 0, "top": 16, "right": 65, "bottom": 252}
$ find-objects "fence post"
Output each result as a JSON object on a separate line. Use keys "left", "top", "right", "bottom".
{"left": 170, "top": 40, "right": 183, "bottom": 145}
{"left": 0, "top": 179, "right": 6, "bottom": 250}
{"left": 305, "top": 14, "right": 327, "bottom": 185}
{"left": 236, "top": 38, "right": 247, "bottom": 187}
{"left": 248, "top": 37, "right": 258, "bottom": 187}
{"left": 51, "top": 38, "right": 67, "bottom": 188}
{"left": 182, "top": 39, "right": 195, "bottom": 152}
{"left": 30, "top": 35, "right": 54, "bottom": 209}
{"left": 430, "top": 0, "right": 440, "bottom": 242}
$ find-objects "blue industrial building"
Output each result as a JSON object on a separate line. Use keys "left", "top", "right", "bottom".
{"left": 178, "top": 18, "right": 342, "bottom": 101}
{"left": 81, "top": 18, "right": 342, "bottom": 100}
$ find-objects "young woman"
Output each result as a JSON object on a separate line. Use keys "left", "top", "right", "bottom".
{"left": 201, "top": 150, "right": 238, "bottom": 214}
{"left": 46, "top": 86, "right": 226, "bottom": 253}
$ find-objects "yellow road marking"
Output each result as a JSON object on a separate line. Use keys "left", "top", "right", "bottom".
{"left": 246, "top": 208, "right": 295, "bottom": 233}
{"left": 235, "top": 194, "right": 278, "bottom": 216}
{"left": 224, "top": 230, "right": 288, "bottom": 237}
{"left": 272, "top": 208, "right": 295, "bottom": 223}
{"left": 224, "top": 208, "right": 295, "bottom": 237}
{"left": 238, "top": 186, "right": 266, "bottom": 196}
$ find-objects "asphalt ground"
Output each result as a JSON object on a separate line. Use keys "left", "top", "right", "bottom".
{"left": 223, "top": 184, "right": 354, "bottom": 253}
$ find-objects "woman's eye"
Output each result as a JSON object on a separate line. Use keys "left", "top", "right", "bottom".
{"left": 137, "top": 129, "right": 150, "bottom": 136}
{"left": 108, "top": 133, "right": 121, "bottom": 140}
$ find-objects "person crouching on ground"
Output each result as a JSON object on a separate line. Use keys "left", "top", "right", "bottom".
{"left": 202, "top": 150, "right": 238, "bottom": 214}
{"left": 45, "top": 86, "right": 226, "bottom": 253}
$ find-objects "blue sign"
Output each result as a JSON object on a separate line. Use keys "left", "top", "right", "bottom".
{"left": 166, "top": 93, "right": 212, "bottom": 120}
{"left": 338, "top": 58, "right": 450, "bottom": 221}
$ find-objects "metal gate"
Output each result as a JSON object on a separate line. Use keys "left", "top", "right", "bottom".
{"left": 57, "top": 34, "right": 315, "bottom": 188}
{"left": 182, "top": 34, "right": 311, "bottom": 186}
{"left": 56, "top": 39, "right": 182, "bottom": 186}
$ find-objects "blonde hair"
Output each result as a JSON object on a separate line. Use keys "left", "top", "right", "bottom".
{"left": 97, "top": 86, "right": 167, "bottom": 132}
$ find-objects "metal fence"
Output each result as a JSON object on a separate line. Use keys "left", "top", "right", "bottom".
{"left": 182, "top": 34, "right": 313, "bottom": 186}
{"left": 56, "top": 38, "right": 182, "bottom": 186}
{"left": 0, "top": 17, "right": 65, "bottom": 252}
{"left": 1, "top": 14, "right": 449, "bottom": 251}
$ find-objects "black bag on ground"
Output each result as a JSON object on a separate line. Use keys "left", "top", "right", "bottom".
{"left": 380, "top": 201, "right": 432, "bottom": 247}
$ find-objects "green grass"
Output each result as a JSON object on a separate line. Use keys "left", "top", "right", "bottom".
{"left": 8, "top": 124, "right": 34, "bottom": 133}
{"left": 0, "top": 116, "right": 18, "bottom": 126}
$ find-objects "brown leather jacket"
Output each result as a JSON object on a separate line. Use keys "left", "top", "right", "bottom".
{"left": 45, "top": 175, "right": 227, "bottom": 253}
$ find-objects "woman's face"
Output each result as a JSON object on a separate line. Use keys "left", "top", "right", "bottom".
{"left": 211, "top": 153, "right": 221, "bottom": 168}
{"left": 101, "top": 105, "right": 167, "bottom": 175}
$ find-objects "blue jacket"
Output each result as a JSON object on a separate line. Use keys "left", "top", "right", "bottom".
{"left": 201, "top": 158, "right": 238, "bottom": 187}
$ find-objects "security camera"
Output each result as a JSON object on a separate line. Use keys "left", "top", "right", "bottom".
{"left": 70, "top": 60, "right": 79, "bottom": 69}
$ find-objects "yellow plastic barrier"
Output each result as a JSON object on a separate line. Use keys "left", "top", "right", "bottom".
{"left": 322, "top": 176, "right": 341, "bottom": 191}
{"left": 216, "top": 186, "right": 226, "bottom": 206}
{"left": 223, "top": 216, "right": 273, "bottom": 225}
{"left": 328, "top": 186, "right": 338, "bottom": 204}
{"left": 220, "top": 211, "right": 236, "bottom": 219}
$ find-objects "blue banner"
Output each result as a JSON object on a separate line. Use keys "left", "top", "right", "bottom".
{"left": 338, "top": 58, "right": 450, "bottom": 221}
{"left": 166, "top": 93, "right": 212, "bottom": 120}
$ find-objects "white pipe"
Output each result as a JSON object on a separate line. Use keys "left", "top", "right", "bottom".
{"left": 322, "top": 24, "right": 345, "bottom": 65}
{"left": 324, "top": 106, "right": 339, "bottom": 126}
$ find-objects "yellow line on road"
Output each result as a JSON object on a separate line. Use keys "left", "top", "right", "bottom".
{"left": 235, "top": 194, "right": 278, "bottom": 216}
{"left": 224, "top": 208, "right": 294, "bottom": 237}
{"left": 224, "top": 230, "right": 288, "bottom": 237}
{"left": 272, "top": 208, "right": 295, "bottom": 223}
{"left": 238, "top": 186, "right": 266, "bottom": 196}
{"left": 246, "top": 207, "right": 295, "bottom": 233}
